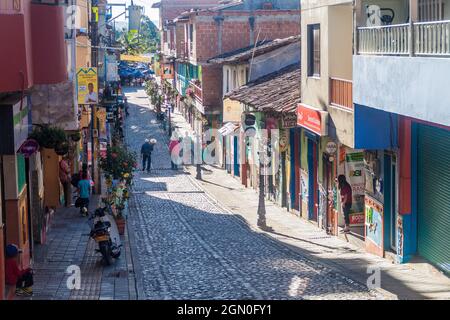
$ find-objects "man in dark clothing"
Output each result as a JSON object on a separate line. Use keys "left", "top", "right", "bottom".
{"left": 141, "top": 139, "right": 154, "bottom": 173}
{"left": 338, "top": 175, "right": 353, "bottom": 233}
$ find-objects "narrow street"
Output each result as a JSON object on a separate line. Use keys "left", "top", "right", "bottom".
{"left": 124, "top": 88, "right": 388, "bottom": 300}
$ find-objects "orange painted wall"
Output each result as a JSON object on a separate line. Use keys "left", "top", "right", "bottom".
{"left": 42, "top": 148, "right": 62, "bottom": 209}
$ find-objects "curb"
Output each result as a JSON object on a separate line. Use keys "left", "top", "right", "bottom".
{"left": 125, "top": 197, "right": 146, "bottom": 300}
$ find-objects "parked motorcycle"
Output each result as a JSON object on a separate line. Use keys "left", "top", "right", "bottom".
{"left": 89, "top": 207, "right": 122, "bottom": 265}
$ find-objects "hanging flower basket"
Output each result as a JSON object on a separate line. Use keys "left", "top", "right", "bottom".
{"left": 55, "top": 141, "right": 70, "bottom": 156}
{"left": 186, "top": 87, "right": 194, "bottom": 97}
{"left": 29, "top": 125, "right": 68, "bottom": 150}
{"left": 70, "top": 132, "right": 81, "bottom": 142}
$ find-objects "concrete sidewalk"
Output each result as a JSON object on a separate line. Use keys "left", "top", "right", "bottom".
{"left": 18, "top": 195, "right": 139, "bottom": 300}
{"left": 167, "top": 109, "right": 450, "bottom": 300}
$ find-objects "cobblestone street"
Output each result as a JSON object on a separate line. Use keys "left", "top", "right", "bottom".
{"left": 124, "top": 88, "right": 390, "bottom": 300}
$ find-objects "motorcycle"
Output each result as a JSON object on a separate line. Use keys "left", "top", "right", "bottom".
{"left": 89, "top": 207, "right": 122, "bottom": 266}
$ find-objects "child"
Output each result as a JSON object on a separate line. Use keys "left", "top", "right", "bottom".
{"left": 5, "top": 244, "right": 34, "bottom": 296}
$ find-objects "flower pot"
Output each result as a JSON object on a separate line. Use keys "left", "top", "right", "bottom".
{"left": 115, "top": 218, "right": 126, "bottom": 235}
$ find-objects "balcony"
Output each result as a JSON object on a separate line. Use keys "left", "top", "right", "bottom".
{"left": 176, "top": 74, "right": 189, "bottom": 96}
{"left": 162, "top": 42, "right": 176, "bottom": 57}
{"left": 188, "top": 80, "right": 203, "bottom": 103}
{"left": 357, "top": 20, "right": 450, "bottom": 56}
{"left": 330, "top": 77, "right": 353, "bottom": 110}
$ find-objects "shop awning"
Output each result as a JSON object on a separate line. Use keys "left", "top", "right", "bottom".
{"left": 218, "top": 123, "right": 239, "bottom": 136}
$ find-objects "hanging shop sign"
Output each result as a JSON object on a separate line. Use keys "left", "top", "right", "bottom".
{"left": 77, "top": 68, "right": 98, "bottom": 105}
{"left": 297, "top": 104, "right": 328, "bottom": 136}
{"left": 18, "top": 139, "right": 39, "bottom": 158}
{"left": 345, "top": 149, "right": 366, "bottom": 227}
{"left": 278, "top": 130, "right": 289, "bottom": 153}
{"left": 161, "top": 63, "right": 174, "bottom": 80}
{"left": 326, "top": 141, "right": 338, "bottom": 155}
{"left": 365, "top": 195, "right": 384, "bottom": 257}
{"left": 99, "top": 141, "right": 107, "bottom": 159}
{"left": 223, "top": 98, "right": 242, "bottom": 123}
{"left": 282, "top": 112, "right": 297, "bottom": 129}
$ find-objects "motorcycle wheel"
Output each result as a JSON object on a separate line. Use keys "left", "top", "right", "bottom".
{"left": 99, "top": 242, "right": 114, "bottom": 266}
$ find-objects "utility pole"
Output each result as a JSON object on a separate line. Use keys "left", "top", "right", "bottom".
{"left": 91, "top": 0, "right": 99, "bottom": 193}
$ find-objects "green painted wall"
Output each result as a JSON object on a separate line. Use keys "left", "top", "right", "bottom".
{"left": 17, "top": 154, "right": 26, "bottom": 193}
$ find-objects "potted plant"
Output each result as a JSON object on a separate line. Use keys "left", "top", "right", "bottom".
{"left": 186, "top": 87, "right": 194, "bottom": 97}
{"left": 55, "top": 141, "right": 70, "bottom": 156}
{"left": 70, "top": 131, "right": 81, "bottom": 142}
{"left": 30, "top": 125, "right": 68, "bottom": 150}
{"left": 99, "top": 145, "right": 137, "bottom": 235}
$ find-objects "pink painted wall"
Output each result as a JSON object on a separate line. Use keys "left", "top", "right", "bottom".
{"left": 30, "top": 2, "right": 67, "bottom": 85}
{"left": 0, "top": 1, "right": 67, "bottom": 92}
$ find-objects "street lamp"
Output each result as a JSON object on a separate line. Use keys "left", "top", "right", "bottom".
{"left": 196, "top": 133, "right": 202, "bottom": 180}
{"left": 168, "top": 103, "right": 172, "bottom": 137}
{"left": 257, "top": 139, "right": 268, "bottom": 230}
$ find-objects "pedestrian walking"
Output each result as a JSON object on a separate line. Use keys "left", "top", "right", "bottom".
{"left": 141, "top": 139, "right": 154, "bottom": 173}
{"left": 338, "top": 174, "right": 353, "bottom": 233}
{"left": 77, "top": 172, "right": 91, "bottom": 216}
{"left": 169, "top": 133, "right": 181, "bottom": 170}
{"left": 5, "top": 244, "right": 34, "bottom": 296}
{"left": 59, "top": 156, "right": 72, "bottom": 207}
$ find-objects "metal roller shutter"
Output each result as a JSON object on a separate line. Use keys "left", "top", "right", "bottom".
{"left": 417, "top": 124, "right": 450, "bottom": 274}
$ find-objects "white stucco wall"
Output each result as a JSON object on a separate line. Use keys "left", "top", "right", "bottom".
{"left": 353, "top": 55, "right": 450, "bottom": 126}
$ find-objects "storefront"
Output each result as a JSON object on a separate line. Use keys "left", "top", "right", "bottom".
{"left": 0, "top": 95, "right": 32, "bottom": 271}
{"left": 297, "top": 104, "right": 328, "bottom": 223}
{"left": 415, "top": 123, "right": 450, "bottom": 274}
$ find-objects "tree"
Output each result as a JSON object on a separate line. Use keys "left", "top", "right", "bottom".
{"left": 118, "top": 15, "right": 160, "bottom": 55}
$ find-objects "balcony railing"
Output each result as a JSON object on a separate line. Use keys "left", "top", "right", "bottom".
{"left": 189, "top": 80, "right": 203, "bottom": 103}
{"left": 415, "top": 20, "right": 450, "bottom": 56}
{"left": 177, "top": 74, "right": 189, "bottom": 96}
{"left": 358, "top": 23, "right": 410, "bottom": 55}
{"left": 357, "top": 20, "right": 450, "bottom": 56}
{"left": 330, "top": 78, "right": 353, "bottom": 110}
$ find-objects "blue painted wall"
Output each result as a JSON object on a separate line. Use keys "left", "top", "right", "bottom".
{"left": 354, "top": 104, "right": 399, "bottom": 150}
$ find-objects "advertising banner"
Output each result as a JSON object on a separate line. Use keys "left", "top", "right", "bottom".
{"left": 77, "top": 68, "right": 98, "bottom": 105}
{"left": 345, "top": 150, "right": 365, "bottom": 226}
{"left": 365, "top": 195, "right": 384, "bottom": 256}
{"left": 300, "top": 169, "right": 309, "bottom": 205}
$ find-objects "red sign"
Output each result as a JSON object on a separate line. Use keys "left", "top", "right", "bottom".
{"left": 297, "top": 104, "right": 326, "bottom": 135}
{"left": 350, "top": 213, "right": 365, "bottom": 226}
{"left": 18, "top": 139, "right": 39, "bottom": 158}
